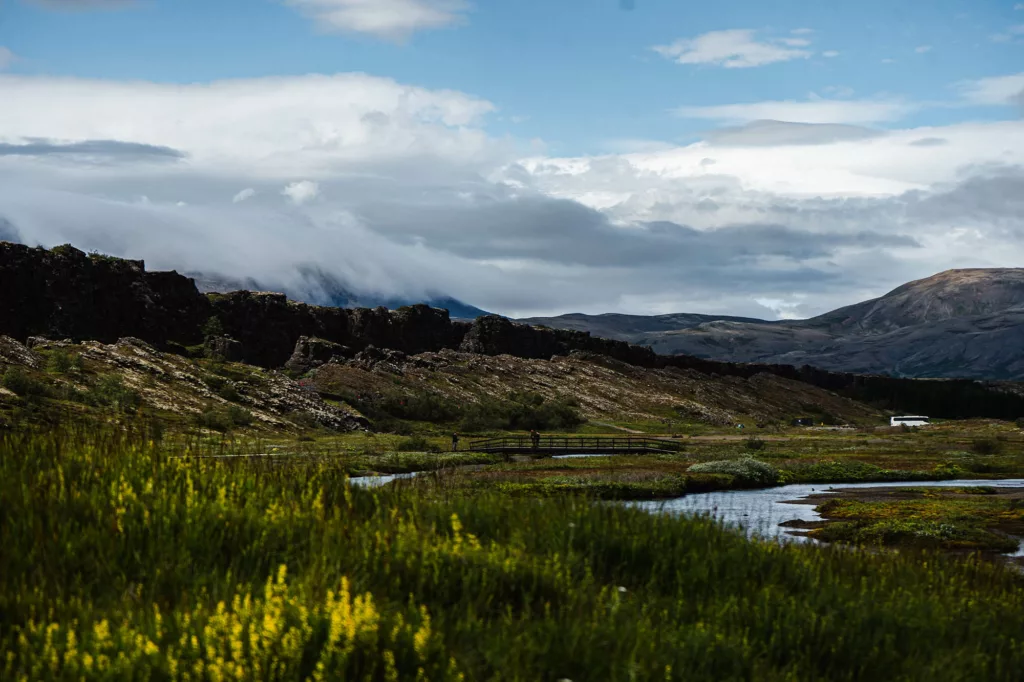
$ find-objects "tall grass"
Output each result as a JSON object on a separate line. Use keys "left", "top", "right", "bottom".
{"left": 2, "top": 425, "right": 1024, "bottom": 680}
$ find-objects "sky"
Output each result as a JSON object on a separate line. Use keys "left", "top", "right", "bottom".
{"left": 0, "top": 0, "right": 1022, "bottom": 319}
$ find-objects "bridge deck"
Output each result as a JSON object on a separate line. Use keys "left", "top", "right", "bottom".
{"left": 466, "top": 435, "right": 681, "bottom": 455}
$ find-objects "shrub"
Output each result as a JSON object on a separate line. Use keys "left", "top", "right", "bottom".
{"left": 1, "top": 368, "right": 48, "bottom": 398}
{"left": 396, "top": 435, "right": 441, "bottom": 453}
{"left": 688, "top": 458, "right": 780, "bottom": 486}
{"left": 193, "top": 408, "right": 231, "bottom": 432}
{"left": 745, "top": 437, "right": 766, "bottom": 451}
{"left": 972, "top": 438, "right": 1003, "bottom": 456}
{"left": 202, "top": 316, "right": 225, "bottom": 339}
{"left": 90, "top": 375, "right": 142, "bottom": 413}
{"left": 47, "top": 349, "right": 82, "bottom": 374}
{"left": 227, "top": 405, "right": 254, "bottom": 427}
{"left": 289, "top": 410, "right": 320, "bottom": 429}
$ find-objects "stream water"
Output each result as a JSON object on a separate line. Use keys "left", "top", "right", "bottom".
{"left": 628, "top": 478, "right": 1024, "bottom": 555}
{"left": 348, "top": 468, "right": 1024, "bottom": 556}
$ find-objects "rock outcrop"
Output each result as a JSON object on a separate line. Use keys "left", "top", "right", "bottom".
{"left": 1, "top": 242, "right": 209, "bottom": 347}
{"left": 284, "top": 336, "right": 351, "bottom": 374}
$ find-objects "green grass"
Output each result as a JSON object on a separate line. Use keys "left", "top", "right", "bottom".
{"left": 4, "top": 426, "right": 1024, "bottom": 680}
{"left": 812, "top": 490, "right": 1024, "bottom": 553}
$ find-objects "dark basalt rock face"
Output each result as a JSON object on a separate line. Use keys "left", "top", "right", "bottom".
{"left": 284, "top": 336, "right": 352, "bottom": 374}
{"left": 0, "top": 242, "right": 209, "bottom": 346}
{"left": 204, "top": 335, "right": 245, "bottom": 363}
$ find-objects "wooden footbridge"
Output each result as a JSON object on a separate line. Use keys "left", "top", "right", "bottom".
{"left": 466, "top": 435, "right": 681, "bottom": 456}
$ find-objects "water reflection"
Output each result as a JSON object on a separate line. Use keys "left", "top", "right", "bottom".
{"left": 628, "top": 479, "right": 1024, "bottom": 545}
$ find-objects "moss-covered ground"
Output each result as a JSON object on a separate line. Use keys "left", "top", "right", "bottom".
{"left": 807, "top": 486, "right": 1024, "bottom": 553}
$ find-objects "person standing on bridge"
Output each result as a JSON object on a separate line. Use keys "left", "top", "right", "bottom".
{"left": 530, "top": 429, "right": 540, "bottom": 451}
{"left": 451, "top": 432, "right": 460, "bottom": 452}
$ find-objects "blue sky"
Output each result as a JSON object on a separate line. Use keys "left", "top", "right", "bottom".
{"left": 3, "top": 0, "right": 1022, "bottom": 154}
{"left": 0, "top": 0, "right": 1023, "bottom": 318}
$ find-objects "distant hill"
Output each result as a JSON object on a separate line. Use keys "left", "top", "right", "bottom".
{"left": 519, "top": 269, "right": 1024, "bottom": 380}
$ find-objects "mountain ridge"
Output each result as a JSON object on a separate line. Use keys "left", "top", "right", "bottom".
{"left": 520, "top": 268, "right": 1024, "bottom": 380}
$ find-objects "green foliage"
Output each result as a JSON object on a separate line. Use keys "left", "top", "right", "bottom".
{"left": 193, "top": 405, "right": 253, "bottom": 432}
{"left": 90, "top": 374, "right": 142, "bottom": 413}
{"left": 288, "top": 410, "right": 320, "bottom": 429}
{"left": 1, "top": 368, "right": 49, "bottom": 398}
{"left": 201, "top": 316, "right": 225, "bottom": 339}
{"left": 395, "top": 435, "right": 441, "bottom": 453}
{"left": 971, "top": 437, "right": 1004, "bottom": 455}
{"left": 784, "top": 459, "right": 944, "bottom": 484}
{"left": 3, "top": 428, "right": 1024, "bottom": 680}
{"left": 343, "top": 389, "right": 585, "bottom": 433}
{"left": 203, "top": 374, "right": 242, "bottom": 402}
{"left": 459, "top": 392, "right": 585, "bottom": 433}
{"left": 744, "top": 436, "right": 766, "bottom": 451}
{"left": 47, "top": 349, "right": 83, "bottom": 374}
{"left": 688, "top": 457, "right": 780, "bottom": 486}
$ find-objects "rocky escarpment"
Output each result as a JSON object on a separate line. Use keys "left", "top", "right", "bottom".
{"left": 1, "top": 242, "right": 207, "bottom": 347}
{"left": 6, "top": 242, "right": 1024, "bottom": 421}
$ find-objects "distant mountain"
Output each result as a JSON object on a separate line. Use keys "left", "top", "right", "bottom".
{"left": 518, "top": 269, "right": 1024, "bottom": 380}
{"left": 191, "top": 267, "right": 490, "bottom": 320}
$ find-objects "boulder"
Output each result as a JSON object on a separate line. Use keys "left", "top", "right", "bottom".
{"left": 284, "top": 336, "right": 351, "bottom": 374}
{"left": 204, "top": 335, "right": 244, "bottom": 362}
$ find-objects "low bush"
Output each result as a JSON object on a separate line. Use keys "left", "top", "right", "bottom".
{"left": 396, "top": 435, "right": 442, "bottom": 453}
{"left": 744, "top": 437, "right": 766, "bottom": 451}
{"left": 688, "top": 457, "right": 779, "bottom": 486}
{"left": 971, "top": 437, "right": 1003, "bottom": 455}
{"left": 1, "top": 368, "right": 49, "bottom": 398}
{"left": 47, "top": 349, "right": 83, "bottom": 374}
{"left": 194, "top": 404, "right": 254, "bottom": 432}
{"left": 90, "top": 374, "right": 142, "bottom": 413}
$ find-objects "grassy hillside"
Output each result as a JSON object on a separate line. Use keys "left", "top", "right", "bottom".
{"left": 3, "top": 427, "right": 1024, "bottom": 681}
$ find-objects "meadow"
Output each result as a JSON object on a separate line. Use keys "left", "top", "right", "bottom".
{"left": 4, "top": 424, "right": 1024, "bottom": 681}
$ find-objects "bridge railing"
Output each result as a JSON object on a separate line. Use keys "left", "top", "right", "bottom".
{"left": 466, "top": 435, "right": 680, "bottom": 453}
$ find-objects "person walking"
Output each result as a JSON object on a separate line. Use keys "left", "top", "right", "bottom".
{"left": 451, "top": 432, "right": 460, "bottom": 452}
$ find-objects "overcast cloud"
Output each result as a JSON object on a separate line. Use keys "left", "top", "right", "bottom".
{"left": 1, "top": 72, "right": 1023, "bottom": 318}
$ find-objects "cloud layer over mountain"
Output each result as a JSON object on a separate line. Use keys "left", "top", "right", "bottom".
{"left": 1, "top": 71, "right": 1023, "bottom": 319}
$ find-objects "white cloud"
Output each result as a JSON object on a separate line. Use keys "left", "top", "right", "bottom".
{"left": 652, "top": 29, "right": 812, "bottom": 68}
{"left": 0, "top": 48, "right": 15, "bottom": 71}
{"left": 674, "top": 98, "right": 915, "bottom": 125}
{"left": 0, "top": 73, "right": 500, "bottom": 174}
{"left": 791, "top": 28, "right": 814, "bottom": 35}
{"left": 1016, "top": 3, "right": 1024, "bottom": 9}
{"left": 822, "top": 50, "right": 840, "bottom": 58}
{"left": 232, "top": 188, "right": 256, "bottom": 203}
{"left": 284, "top": 0, "right": 470, "bottom": 41}
{"left": 915, "top": 45, "right": 932, "bottom": 53}
{"left": 281, "top": 180, "right": 320, "bottom": 204}
{"left": 881, "top": 58, "right": 896, "bottom": 64}
{"left": 821, "top": 85, "right": 855, "bottom": 98}
{"left": 1, "top": 71, "right": 1023, "bottom": 319}
{"left": 957, "top": 72, "right": 1024, "bottom": 105}
{"left": 991, "top": 24, "right": 1024, "bottom": 42}
{"left": 778, "top": 37, "right": 811, "bottom": 47}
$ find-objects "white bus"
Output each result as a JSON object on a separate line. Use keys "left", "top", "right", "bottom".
{"left": 890, "top": 415, "right": 930, "bottom": 427}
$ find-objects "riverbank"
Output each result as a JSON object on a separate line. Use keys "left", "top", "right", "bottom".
{"left": 796, "top": 485, "right": 1024, "bottom": 556}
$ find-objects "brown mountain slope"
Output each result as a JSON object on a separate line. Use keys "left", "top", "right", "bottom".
{"left": 519, "top": 269, "right": 1024, "bottom": 379}
{"left": 803, "top": 269, "right": 1024, "bottom": 335}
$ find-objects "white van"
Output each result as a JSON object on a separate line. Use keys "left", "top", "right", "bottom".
{"left": 890, "top": 415, "right": 930, "bottom": 427}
